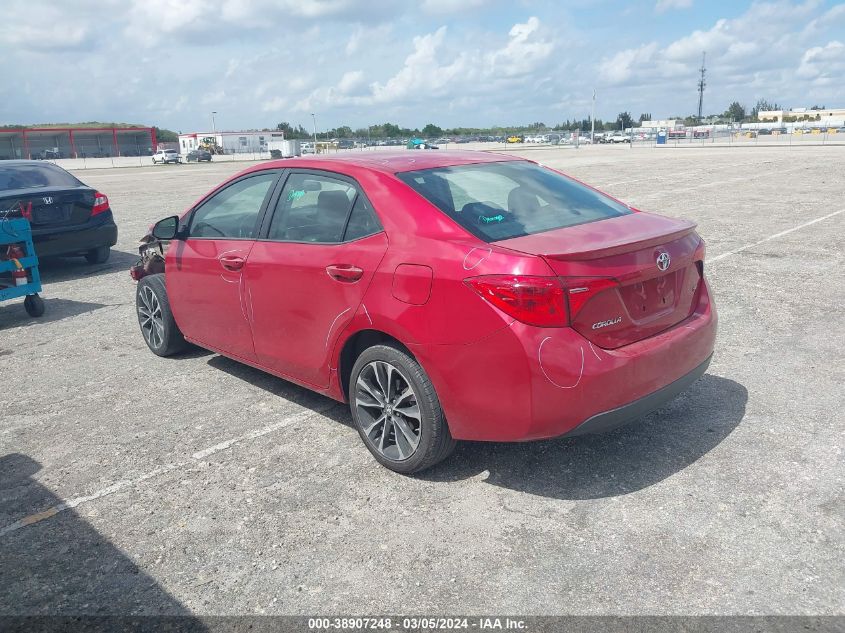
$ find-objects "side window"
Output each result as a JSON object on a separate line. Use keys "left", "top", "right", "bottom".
{"left": 343, "top": 195, "right": 382, "bottom": 241}
{"left": 268, "top": 173, "right": 356, "bottom": 243}
{"left": 189, "top": 172, "right": 277, "bottom": 239}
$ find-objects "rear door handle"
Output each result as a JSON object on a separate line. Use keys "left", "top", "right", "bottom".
{"left": 219, "top": 255, "right": 245, "bottom": 271}
{"left": 326, "top": 264, "right": 364, "bottom": 282}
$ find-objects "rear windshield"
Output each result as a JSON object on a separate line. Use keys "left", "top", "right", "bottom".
{"left": 0, "top": 163, "right": 82, "bottom": 190}
{"left": 397, "top": 160, "right": 632, "bottom": 241}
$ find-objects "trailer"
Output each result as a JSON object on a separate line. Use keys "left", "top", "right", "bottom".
{"left": 0, "top": 211, "right": 45, "bottom": 318}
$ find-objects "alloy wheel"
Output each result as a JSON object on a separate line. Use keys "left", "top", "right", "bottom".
{"left": 138, "top": 285, "right": 165, "bottom": 349}
{"left": 355, "top": 361, "right": 422, "bottom": 461}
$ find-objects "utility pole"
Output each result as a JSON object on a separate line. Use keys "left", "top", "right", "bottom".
{"left": 311, "top": 113, "right": 317, "bottom": 154}
{"left": 211, "top": 111, "right": 217, "bottom": 134}
{"left": 697, "top": 52, "right": 706, "bottom": 121}
{"left": 591, "top": 88, "right": 596, "bottom": 144}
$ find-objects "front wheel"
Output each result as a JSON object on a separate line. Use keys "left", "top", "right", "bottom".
{"left": 136, "top": 274, "right": 188, "bottom": 357}
{"left": 350, "top": 344, "right": 456, "bottom": 474}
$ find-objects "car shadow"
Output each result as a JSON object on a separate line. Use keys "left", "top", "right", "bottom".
{"left": 206, "top": 354, "right": 353, "bottom": 428}
{"left": 37, "top": 249, "right": 138, "bottom": 283}
{"left": 0, "top": 297, "right": 106, "bottom": 330}
{"left": 421, "top": 374, "right": 747, "bottom": 500}
{"left": 0, "top": 453, "right": 204, "bottom": 623}
{"left": 200, "top": 355, "right": 745, "bottom": 498}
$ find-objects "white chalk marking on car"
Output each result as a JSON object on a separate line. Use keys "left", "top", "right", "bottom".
{"left": 362, "top": 303, "right": 372, "bottom": 325}
{"left": 462, "top": 247, "right": 491, "bottom": 271}
{"left": 325, "top": 307, "right": 352, "bottom": 348}
{"left": 538, "top": 337, "right": 584, "bottom": 389}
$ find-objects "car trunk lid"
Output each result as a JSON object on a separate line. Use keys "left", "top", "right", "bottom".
{"left": 0, "top": 186, "right": 96, "bottom": 228}
{"left": 495, "top": 212, "right": 704, "bottom": 348}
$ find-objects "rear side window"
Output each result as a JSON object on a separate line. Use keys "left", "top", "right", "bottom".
{"left": 344, "top": 195, "right": 382, "bottom": 241}
{"left": 0, "top": 164, "right": 81, "bottom": 190}
{"left": 397, "top": 160, "right": 632, "bottom": 242}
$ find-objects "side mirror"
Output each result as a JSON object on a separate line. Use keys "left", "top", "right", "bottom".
{"left": 152, "top": 215, "right": 181, "bottom": 240}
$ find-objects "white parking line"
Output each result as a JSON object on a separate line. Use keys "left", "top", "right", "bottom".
{"left": 0, "top": 405, "right": 335, "bottom": 538}
{"left": 706, "top": 208, "right": 845, "bottom": 264}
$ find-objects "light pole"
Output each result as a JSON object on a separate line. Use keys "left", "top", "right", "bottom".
{"left": 590, "top": 89, "right": 596, "bottom": 144}
{"left": 311, "top": 113, "right": 317, "bottom": 154}
{"left": 211, "top": 111, "right": 217, "bottom": 134}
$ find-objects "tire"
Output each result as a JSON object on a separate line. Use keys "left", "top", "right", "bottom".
{"left": 85, "top": 246, "right": 110, "bottom": 264}
{"left": 136, "top": 274, "right": 188, "bottom": 357}
{"left": 152, "top": 158, "right": 157, "bottom": 164}
{"left": 24, "top": 294, "right": 45, "bottom": 317}
{"left": 350, "top": 344, "right": 456, "bottom": 474}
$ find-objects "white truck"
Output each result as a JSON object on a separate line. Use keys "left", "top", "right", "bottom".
{"left": 151, "top": 148, "right": 181, "bottom": 164}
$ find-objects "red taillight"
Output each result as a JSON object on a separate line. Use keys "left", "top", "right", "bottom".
{"left": 92, "top": 192, "right": 109, "bottom": 215}
{"left": 465, "top": 275, "right": 568, "bottom": 327}
{"left": 561, "top": 277, "right": 620, "bottom": 321}
{"left": 694, "top": 238, "right": 706, "bottom": 277}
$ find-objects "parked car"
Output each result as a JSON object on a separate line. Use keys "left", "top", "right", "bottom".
{"left": 152, "top": 149, "right": 181, "bottom": 164}
{"left": 608, "top": 133, "right": 631, "bottom": 144}
{"left": 186, "top": 149, "right": 212, "bottom": 162}
{"left": 301, "top": 142, "right": 316, "bottom": 154}
{"left": 506, "top": 135, "right": 522, "bottom": 143}
{"left": 0, "top": 161, "right": 117, "bottom": 262}
{"left": 131, "top": 151, "right": 716, "bottom": 474}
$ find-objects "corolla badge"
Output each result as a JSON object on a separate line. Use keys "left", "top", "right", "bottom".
{"left": 656, "top": 251, "right": 671, "bottom": 271}
{"left": 592, "top": 316, "right": 622, "bottom": 330}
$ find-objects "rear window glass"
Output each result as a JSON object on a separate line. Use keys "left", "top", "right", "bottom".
{"left": 397, "top": 160, "right": 632, "bottom": 242}
{"left": 0, "top": 164, "right": 82, "bottom": 190}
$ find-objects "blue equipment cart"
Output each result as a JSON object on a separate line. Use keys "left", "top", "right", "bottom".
{"left": 0, "top": 215, "right": 45, "bottom": 317}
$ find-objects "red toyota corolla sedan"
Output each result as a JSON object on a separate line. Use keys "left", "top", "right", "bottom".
{"left": 133, "top": 151, "right": 716, "bottom": 473}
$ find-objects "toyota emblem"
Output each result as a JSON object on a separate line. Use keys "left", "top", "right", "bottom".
{"left": 656, "top": 252, "right": 671, "bottom": 271}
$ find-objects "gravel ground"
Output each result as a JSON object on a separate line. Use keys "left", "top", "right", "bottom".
{"left": 0, "top": 144, "right": 843, "bottom": 616}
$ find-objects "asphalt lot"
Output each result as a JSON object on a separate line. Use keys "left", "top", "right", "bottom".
{"left": 1, "top": 145, "right": 843, "bottom": 616}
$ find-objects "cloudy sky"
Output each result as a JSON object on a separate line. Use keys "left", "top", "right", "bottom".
{"left": 2, "top": 0, "right": 843, "bottom": 132}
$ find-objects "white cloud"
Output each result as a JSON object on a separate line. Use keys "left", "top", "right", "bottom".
{"left": 797, "top": 40, "right": 845, "bottom": 84}
{"left": 655, "top": 0, "right": 692, "bottom": 13}
{"left": 338, "top": 70, "right": 366, "bottom": 94}
{"left": 421, "top": 0, "right": 490, "bottom": 14}
{"left": 485, "top": 16, "right": 555, "bottom": 77}
{"left": 598, "top": 43, "right": 660, "bottom": 85}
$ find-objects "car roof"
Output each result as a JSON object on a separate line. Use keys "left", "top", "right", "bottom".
{"left": 260, "top": 150, "right": 521, "bottom": 175}
{"left": 0, "top": 160, "right": 64, "bottom": 167}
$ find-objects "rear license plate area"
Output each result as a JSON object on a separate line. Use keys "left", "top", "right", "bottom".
{"left": 32, "top": 205, "right": 71, "bottom": 224}
{"left": 621, "top": 272, "right": 677, "bottom": 317}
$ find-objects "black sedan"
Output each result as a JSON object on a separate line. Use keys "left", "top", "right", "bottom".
{"left": 0, "top": 161, "right": 117, "bottom": 263}
{"left": 185, "top": 149, "right": 212, "bottom": 162}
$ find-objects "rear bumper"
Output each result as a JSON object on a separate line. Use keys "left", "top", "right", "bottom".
{"left": 415, "top": 279, "right": 717, "bottom": 442}
{"left": 562, "top": 353, "right": 712, "bottom": 437}
{"left": 31, "top": 211, "right": 118, "bottom": 257}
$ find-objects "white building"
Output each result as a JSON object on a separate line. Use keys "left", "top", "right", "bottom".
{"left": 177, "top": 131, "right": 271, "bottom": 154}
{"left": 638, "top": 119, "right": 683, "bottom": 130}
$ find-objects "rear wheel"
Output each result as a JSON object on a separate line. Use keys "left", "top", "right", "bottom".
{"left": 136, "top": 274, "right": 188, "bottom": 357}
{"left": 85, "top": 246, "right": 110, "bottom": 264}
{"left": 24, "top": 294, "right": 45, "bottom": 317}
{"left": 350, "top": 344, "right": 456, "bottom": 474}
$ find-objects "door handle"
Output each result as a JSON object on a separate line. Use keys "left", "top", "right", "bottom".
{"left": 219, "top": 255, "right": 245, "bottom": 271}
{"left": 326, "top": 264, "right": 364, "bottom": 282}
